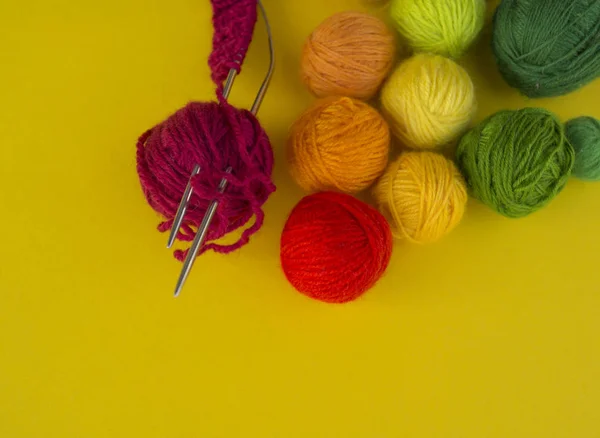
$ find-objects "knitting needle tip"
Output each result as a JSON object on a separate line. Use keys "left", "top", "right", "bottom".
{"left": 172, "top": 167, "right": 232, "bottom": 298}
{"left": 167, "top": 164, "right": 201, "bottom": 249}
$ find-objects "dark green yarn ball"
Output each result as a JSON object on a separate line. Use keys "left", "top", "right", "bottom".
{"left": 456, "top": 108, "right": 575, "bottom": 218}
{"left": 566, "top": 116, "right": 600, "bottom": 181}
{"left": 492, "top": 0, "right": 600, "bottom": 98}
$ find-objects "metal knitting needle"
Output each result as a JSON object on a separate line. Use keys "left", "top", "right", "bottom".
{"left": 167, "top": 69, "right": 238, "bottom": 248}
{"left": 173, "top": 0, "right": 275, "bottom": 297}
{"left": 173, "top": 167, "right": 232, "bottom": 297}
{"left": 167, "top": 164, "right": 200, "bottom": 248}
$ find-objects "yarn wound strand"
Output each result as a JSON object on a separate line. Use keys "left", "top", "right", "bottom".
{"left": 492, "top": 0, "right": 600, "bottom": 98}
{"left": 136, "top": 0, "right": 276, "bottom": 261}
{"left": 209, "top": 0, "right": 258, "bottom": 95}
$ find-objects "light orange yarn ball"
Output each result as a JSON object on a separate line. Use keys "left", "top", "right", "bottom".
{"left": 288, "top": 96, "right": 390, "bottom": 193}
{"left": 301, "top": 11, "right": 396, "bottom": 100}
{"left": 373, "top": 151, "right": 467, "bottom": 243}
{"left": 381, "top": 54, "right": 476, "bottom": 150}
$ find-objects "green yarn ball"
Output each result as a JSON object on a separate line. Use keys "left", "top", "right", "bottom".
{"left": 492, "top": 0, "right": 600, "bottom": 98}
{"left": 566, "top": 117, "right": 600, "bottom": 181}
{"left": 456, "top": 108, "right": 575, "bottom": 218}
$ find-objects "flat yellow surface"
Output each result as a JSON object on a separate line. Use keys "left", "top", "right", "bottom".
{"left": 2, "top": 0, "right": 600, "bottom": 436}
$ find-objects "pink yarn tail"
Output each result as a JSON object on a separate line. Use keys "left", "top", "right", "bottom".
{"left": 173, "top": 207, "right": 267, "bottom": 261}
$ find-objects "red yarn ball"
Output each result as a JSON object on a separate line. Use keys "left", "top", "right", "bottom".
{"left": 280, "top": 192, "right": 393, "bottom": 303}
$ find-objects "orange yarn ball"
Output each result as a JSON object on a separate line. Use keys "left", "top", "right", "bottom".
{"left": 288, "top": 96, "right": 390, "bottom": 193}
{"left": 301, "top": 11, "right": 396, "bottom": 100}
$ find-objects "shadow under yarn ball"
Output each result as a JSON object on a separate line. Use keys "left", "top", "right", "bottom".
{"left": 287, "top": 96, "right": 390, "bottom": 193}
{"left": 280, "top": 191, "right": 393, "bottom": 304}
{"left": 456, "top": 108, "right": 575, "bottom": 219}
{"left": 301, "top": 11, "right": 397, "bottom": 100}
{"left": 492, "top": 0, "right": 600, "bottom": 98}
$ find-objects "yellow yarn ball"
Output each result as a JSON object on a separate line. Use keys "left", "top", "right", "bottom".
{"left": 373, "top": 151, "right": 467, "bottom": 243}
{"left": 381, "top": 54, "right": 476, "bottom": 150}
{"left": 390, "top": 0, "right": 485, "bottom": 58}
{"left": 288, "top": 97, "right": 390, "bottom": 193}
{"left": 301, "top": 11, "right": 397, "bottom": 100}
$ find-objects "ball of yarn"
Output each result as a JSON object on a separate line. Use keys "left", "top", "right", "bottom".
{"left": 566, "top": 116, "right": 600, "bottom": 181}
{"left": 288, "top": 97, "right": 390, "bottom": 193}
{"left": 456, "top": 108, "right": 575, "bottom": 218}
{"left": 493, "top": 0, "right": 600, "bottom": 98}
{"left": 136, "top": 101, "right": 276, "bottom": 259}
{"left": 280, "top": 191, "right": 393, "bottom": 303}
{"left": 301, "top": 11, "right": 396, "bottom": 100}
{"left": 373, "top": 152, "right": 467, "bottom": 243}
{"left": 381, "top": 54, "right": 476, "bottom": 150}
{"left": 390, "top": 0, "right": 485, "bottom": 58}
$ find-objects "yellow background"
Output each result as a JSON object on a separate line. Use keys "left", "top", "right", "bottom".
{"left": 2, "top": 0, "right": 600, "bottom": 436}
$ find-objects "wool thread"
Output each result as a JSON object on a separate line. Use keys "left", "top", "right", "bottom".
{"left": 381, "top": 54, "right": 476, "bottom": 150}
{"left": 280, "top": 191, "right": 393, "bottom": 303}
{"left": 137, "top": 0, "right": 276, "bottom": 259}
{"left": 288, "top": 96, "right": 390, "bottom": 193}
{"left": 137, "top": 102, "right": 275, "bottom": 260}
{"left": 301, "top": 11, "right": 397, "bottom": 100}
{"left": 566, "top": 116, "right": 600, "bottom": 181}
{"left": 209, "top": 0, "right": 258, "bottom": 94}
{"left": 374, "top": 152, "right": 467, "bottom": 243}
{"left": 390, "top": 0, "right": 485, "bottom": 59}
{"left": 456, "top": 108, "right": 575, "bottom": 218}
{"left": 492, "top": 0, "right": 600, "bottom": 98}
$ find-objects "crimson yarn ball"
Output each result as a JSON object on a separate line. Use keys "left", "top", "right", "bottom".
{"left": 136, "top": 101, "right": 275, "bottom": 259}
{"left": 280, "top": 192, "right": 393, "bottom": 303}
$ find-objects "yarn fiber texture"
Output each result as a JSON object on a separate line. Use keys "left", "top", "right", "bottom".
{"left": 209, "top": 0, "right": 257, "bottom": 91}
{"left": 492, "top": 0, "right": 600, "bottom": 98}
{"left": 374, "top": 152, "right": 467, "bottom": 243}
{"left": 288, "top": 96, "right": 390, "bottom": 193}
{"left": 456, "top": 108, "right": 575, "bottom": 218}
{"left": 381, "top": 54, "right": 476, "bottom": 150}
{"left": 390, "top": 0, "right": 485, "bottom": 58}
{"left": 137, "top": 102, "right": 275, "bottom": 260}
{"left": 280, "top": 191, "right": 393, "bottom": 304}
{"left": 566, "top": 116, "right": 600, "bottom": 181}
{"left": 301, "top": 11, "right": 397, "bottom": 100}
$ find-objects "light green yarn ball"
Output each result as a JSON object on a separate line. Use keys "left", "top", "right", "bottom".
{"left": 566, "top": 117, "right": 600, "bottom": 181}
{"left": 390, "top": 0, "right": 486, "bottom": 59}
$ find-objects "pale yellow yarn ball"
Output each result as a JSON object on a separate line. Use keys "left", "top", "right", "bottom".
{"left": 380, "top": 54, "right": 476, "bottom": 150}
{"left": 373, "top": 151, "right": 467, "bottom": 243}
